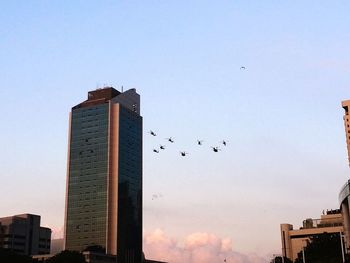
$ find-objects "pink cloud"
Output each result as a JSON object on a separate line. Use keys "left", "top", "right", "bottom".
{"left": 51, "top": 226, "right": 64, "bottom": 239}
{"left": 144, "top": 229, "right": 268, "bottom": 263}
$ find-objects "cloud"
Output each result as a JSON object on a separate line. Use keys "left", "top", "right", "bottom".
{"left": 144, "top": 229, "right": 268, "bottom": 263}
{"left": 51, "top": 226, "right": 64, "bottom": 239}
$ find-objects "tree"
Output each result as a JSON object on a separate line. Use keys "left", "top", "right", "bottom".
{"left": 294, "top": 233, "right": 345, "bottom": 263}
{"left": 83, "top": 245, "right": 105, "bottom": 253}
{"left": 0, "top": 248, "right": 35, "bottom": 263}
{"left": 270, "top": 255, "right": 293, "bottom": 263}
{"left": 45, "top": 250, "right": 86, "bottom": 263}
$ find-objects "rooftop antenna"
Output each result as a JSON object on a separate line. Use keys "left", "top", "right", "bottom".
{"left": 121, "top": 85, "right": 124, "bottom": 92}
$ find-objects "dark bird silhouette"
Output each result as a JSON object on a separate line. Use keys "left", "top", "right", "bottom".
{"left": 240, "top": 66, "right": 246, "bottom": 70}
{"left": 159, "top": 145, "right": 165, "bottom": 150}
{"left": 166, "top": 137, "right": 174, "bottom": 143}
{"left": 197, "top": 140, "right": 203, "bottom": 145}
{"left": 221, "top": 140, "right": 227, "bottom": 146}
{"left": 180, "top": 151, "right": 188, "bottom": 156}
{"left": 211, "top": 146, "right": 220, "bottom": 152}
{"left": 149, "top": 130, "right": 157, "bottom": 136}
{"left": 153, "top": 149, "right": 159, "bottom": 153}
{"left": 152, "top": 193, "right": 163, "bottom": 200}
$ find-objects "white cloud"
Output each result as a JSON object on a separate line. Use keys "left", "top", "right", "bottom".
{"left": 51, "top": 226, "right": 64, "bottom": 239}
{"left": 144, "top": 229, "right": 268, "bottom": 263}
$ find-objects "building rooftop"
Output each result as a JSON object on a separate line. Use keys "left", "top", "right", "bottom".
{"left": 73, "top": 87, "right": 121, "bottom": 109}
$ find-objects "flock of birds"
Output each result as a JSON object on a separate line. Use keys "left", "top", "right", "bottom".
{"left": 149, "top": 130, "right": 228, "bottom": 156}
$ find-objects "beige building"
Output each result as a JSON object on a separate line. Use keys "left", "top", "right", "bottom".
{"left": 281, "top": 210, "right": 343, "bottom": 262}
{"left": 340, "top": 100, "right": 350, "bottom": 254}
{"left": 342, "top": 100, "right": 350, "bottom": 166}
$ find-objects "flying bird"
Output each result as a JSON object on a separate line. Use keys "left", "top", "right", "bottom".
{"left": 153, "top": 149, "right": 159, "bottom": 153}
{"left": 152, "top": 193, "right": 163, "bottom": 200}
{"left": 240, "top": 66, "right": 246, "bottom": 70}
{"left": 149, "top": 130, "right": 157, "bottom": 136}
{"left": 166, "top": 137, "right": 174, "bottom": 143}
{"left": 159, "top": 145, "right": 165, "bottom": 150}
{"left": 221, "top": 140, "right": 227, "bottom": 146}
{"left": 197, "top": 140, "right": 203, "bottom": 145}
{"left": 180, "top": 151, "right": 188, "bottom": 156}
{"left": 211, "top": 146, "right": 220, "bottom": 152}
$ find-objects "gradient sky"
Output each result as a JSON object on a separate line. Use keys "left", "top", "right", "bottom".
{"left": 1, "top": 1, "right": 350, "bottom": 262}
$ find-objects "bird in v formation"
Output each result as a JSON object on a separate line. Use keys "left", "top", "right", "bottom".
{"left": 149, "top": 130, "right": 227, "bottom": 156}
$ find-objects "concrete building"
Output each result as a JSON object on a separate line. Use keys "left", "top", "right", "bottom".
{"left": 342, "top": 100, "right": 350, "bottom": 166}
{"left": 339, "top": 180, "right": 350, "bottom": 254}
{"left": 281, "top": 210, "right": 343, "bottom": 262}
{"left": 0, "top": 214, "right": 51, "bottom": 255}
{"left": 340, "top": 100, "right": 350, "bottom": 255}
{"left": 64, "top": 87, "right": 143, "bottom": 263}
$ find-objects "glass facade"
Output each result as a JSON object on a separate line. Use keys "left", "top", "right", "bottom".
{"left": 117, "top": 106, "right": 143, "bottom": 263}
{"left": 65, "top": 88, "right": 143, "bottom": 262}
{"left": 66, "top": 104, "right": 109, "bottom": 251}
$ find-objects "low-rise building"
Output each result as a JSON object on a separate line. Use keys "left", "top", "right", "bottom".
{"left": 280, "top": 210, "right": 343, "bottom": 262}
{"left": 0, "top": 214, "right": 51, "bottom": 255}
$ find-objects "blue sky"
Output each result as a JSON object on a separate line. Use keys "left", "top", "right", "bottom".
{"left": 1, "top": 1, "right": 350, "bottom": 261}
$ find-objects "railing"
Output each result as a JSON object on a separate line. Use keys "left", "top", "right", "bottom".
{"left": 302, "top": 218, "right": 343, "bottom": 229}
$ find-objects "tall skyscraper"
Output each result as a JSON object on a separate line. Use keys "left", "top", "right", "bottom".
{"left": 64, "top": 87, "right": 143, "bottom": 263}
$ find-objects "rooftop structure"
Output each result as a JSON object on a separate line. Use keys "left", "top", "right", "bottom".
{"left": 280, "top": 210, "right": 343, "bottom": 261}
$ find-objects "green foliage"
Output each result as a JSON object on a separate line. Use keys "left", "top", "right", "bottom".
{"left": 83, "top": 245, "right": 105, "bottom": 253}
{"left": 0, "top": 248, "right": 35, "bottom": 263}
{"left": 294, "top": 233, "right": 344, "bottom": 263}
{"left": 45, "top": 250, "right": 86, "bottom": 263}
{"left": 270, "top": 256, "right": 293, "bottom": 263}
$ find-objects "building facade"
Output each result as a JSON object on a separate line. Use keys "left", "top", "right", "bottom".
{"left": 342, "top": 100, "right": 350, "bottom": 166}
{"left": 64, "top": 87, "right": 143, "bottom": 263}
{"left": 340, "top": 100, "right": 350, "bottom": 255}
{"left": 280, "top": 210, "right": 344, "bottom": 262}
{"left": 339, "top": 180, "right": 350, "bottom": 254}
{"left": 0, "top": 214, "right": 51, "bottom": 255}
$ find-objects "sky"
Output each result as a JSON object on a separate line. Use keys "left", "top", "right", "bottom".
{"left": 1, "top": 1, "right": 350, "bottom": 262}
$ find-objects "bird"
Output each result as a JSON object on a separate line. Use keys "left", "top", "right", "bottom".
{"left": 159, "top": 145, "right": 165, "bottom": 150}
{"left": 240, "top": 66, "right": 246, "bottom": 70}
{"left": 180, "top": 151, "right": 188, "bottom": 156}
{"left": 211, "top": 146, "right": 220, "bottom": 152}
{"left": 149, "top": 130, "right": 157, "bottom": 136}
{"left": 221, "top": 140, "right": 227, "bottom": 146}
{"left": 197, "top": 140, "right": 203, "bottom": 145}
{"left": 153, "top": 149, "right": 159, "bottom": 153}
{"left": 166, "top": 137, "right": 174, "bottom": 143}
